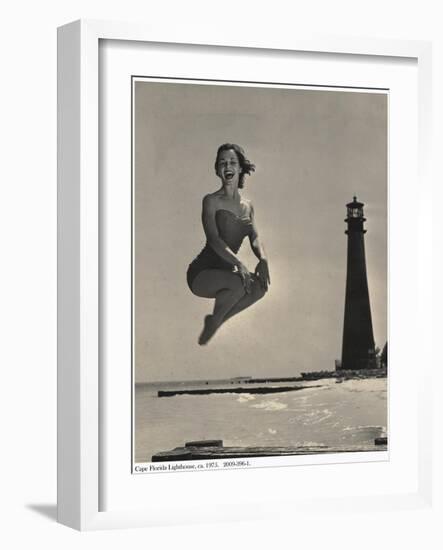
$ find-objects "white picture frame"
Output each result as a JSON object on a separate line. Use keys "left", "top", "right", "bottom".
{"left": 57, "top": 19, "right": 433, "bottom": 530}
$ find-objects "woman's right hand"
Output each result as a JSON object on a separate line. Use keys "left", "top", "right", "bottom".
{"left": 237, "top": 264, "right": 253, "bottom": 294}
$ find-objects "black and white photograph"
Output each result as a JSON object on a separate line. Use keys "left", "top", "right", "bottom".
{"left": 132, "top": 78, "right": 388, "bottom": 467}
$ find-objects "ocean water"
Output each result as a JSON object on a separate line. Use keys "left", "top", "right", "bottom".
{"left": 134, "top": 377, "right": 387, "bottom": 463}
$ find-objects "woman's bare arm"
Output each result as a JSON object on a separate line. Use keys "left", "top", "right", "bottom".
{"left": 248, "top": 204, "right": 267, "bottom": 261}
{"left": 248, "top": 204, "right": 271, "bottom": 290}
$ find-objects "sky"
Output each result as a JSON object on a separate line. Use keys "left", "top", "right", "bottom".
{"left": 133, "top": 80, "right": 387, "bottom": 383}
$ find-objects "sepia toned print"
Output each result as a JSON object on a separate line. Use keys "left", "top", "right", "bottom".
{"left": 133, "top": 78, "right": 387, "bottom": 467}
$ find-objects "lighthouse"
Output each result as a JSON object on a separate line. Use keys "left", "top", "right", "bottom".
{"left": 341, "top": 197, "right": 375, "bottom": 370}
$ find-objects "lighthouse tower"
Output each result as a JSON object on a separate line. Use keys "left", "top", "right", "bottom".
{"left": 341, "top": 197, "right": 375, "bottom": 370}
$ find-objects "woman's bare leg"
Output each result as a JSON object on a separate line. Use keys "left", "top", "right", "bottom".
{"left": 223, "top": 275, "right": 267, "bottom": 322}
{"left": 190, "top": 270, "right": 267, "bottom": 344}
{"left": 191, "top": 269, "right": 245, "bottom": 344}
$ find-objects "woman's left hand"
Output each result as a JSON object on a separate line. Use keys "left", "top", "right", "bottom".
{"left": 254, "top": 259, "right": 270, "bottom": 291}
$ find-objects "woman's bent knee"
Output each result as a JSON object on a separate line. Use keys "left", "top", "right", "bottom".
{"left": 231, "top": 275, "right": 246, "bottom": 295}
{"left": 251, "top": 279, "right": 267, "bottom": 301}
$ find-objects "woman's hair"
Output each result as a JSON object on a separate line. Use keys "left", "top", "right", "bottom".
{"left": 214, "top": 143, "right": 256, "bottom": 189}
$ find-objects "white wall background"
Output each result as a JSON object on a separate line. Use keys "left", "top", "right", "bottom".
{"left": 0, "top": 0, "right": 441, "bottom": 547}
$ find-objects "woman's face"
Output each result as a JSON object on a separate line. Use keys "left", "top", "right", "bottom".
{"left": 216, "top": 149, "right": 242, "bottom": 185}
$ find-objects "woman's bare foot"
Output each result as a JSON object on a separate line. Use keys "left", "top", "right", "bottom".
{"left": 198, "top": 315, "right": 220, "bottom": 345}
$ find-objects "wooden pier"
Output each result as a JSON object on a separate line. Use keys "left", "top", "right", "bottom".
{"left": 158, "top": 385, "right": 321, "bottom": 397}
{"left": 151, "top": 439, "right": 388, "bottom": 462}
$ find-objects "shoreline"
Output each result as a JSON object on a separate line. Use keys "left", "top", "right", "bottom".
{"left": 153, "top": 368, "right": 387, "bottom": 397}
{"left": 158, "top": 384, "right": 322, "bottom": 397}
{"left": 138, "top": 368, "right": 387, "bottom": 389}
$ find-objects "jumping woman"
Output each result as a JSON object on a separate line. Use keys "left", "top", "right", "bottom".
{"left": 186, "top": 143, "right": 270, "bottom": 345}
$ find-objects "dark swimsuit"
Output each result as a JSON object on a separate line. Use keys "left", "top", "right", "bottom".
{"left": 187, "top": 209, "right": 253, "bottom": 292}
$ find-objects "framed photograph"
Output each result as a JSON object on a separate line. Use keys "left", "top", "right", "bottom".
{"left": 57, "top": 20, "right": 432, "bottom": 530}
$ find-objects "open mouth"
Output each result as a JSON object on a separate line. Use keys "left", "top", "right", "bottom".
{"left": 224, "top": 172, "right": 234, "bottom": 180}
